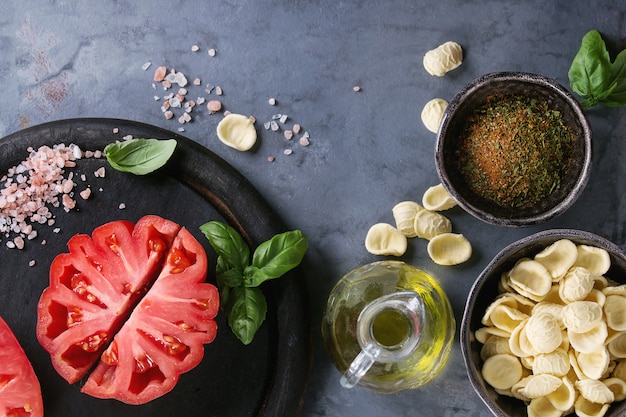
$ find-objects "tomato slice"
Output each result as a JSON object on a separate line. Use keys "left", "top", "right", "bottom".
{"left": 36, "top": 215, "right": 220, "bottom": 405}
{"left": 81, "top": 227, "right": 219, "bottom": 404}
{"left": 0, "top": 316, "right": 44, "bottom": 417}
{"left": 36, "top": 215, "right": 180, "bottom": 383}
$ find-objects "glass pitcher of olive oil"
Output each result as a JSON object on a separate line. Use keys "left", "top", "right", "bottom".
{"left": 321, "top": 260, "right": 455, "bottom": 394}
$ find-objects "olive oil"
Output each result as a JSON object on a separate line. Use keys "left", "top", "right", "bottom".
{"left": 372, "top": 308, "right": 411, "bottom": 347}
{"left": 322, "top": 261, "right": 455, "bottom": 393}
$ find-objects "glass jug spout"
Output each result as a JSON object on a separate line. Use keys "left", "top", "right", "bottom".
{"left": 340, "top": 291, "right": 423, "bottom": 389}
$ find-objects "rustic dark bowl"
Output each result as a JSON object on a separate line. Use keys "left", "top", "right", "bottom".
{"left": 461, "top": 229, "right": 626, "bottom": 417}
{"left": 435, "top": 72, "right": 592, "bottom": 227}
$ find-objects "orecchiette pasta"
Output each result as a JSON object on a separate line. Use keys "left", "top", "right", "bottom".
{"left": 420, "top": 98, "right": 448, "bottom": 133}
{"left": 364, "top": 223, "right": 407, "bottom": 256}
{"left": 423, "top": 41, "right": 463, "bottom": 76}
{"left": 413, "top": 209, "right": 452, "bottom": 240}
{"left": 474, "top": 239, "right": 626, "bottom": 417}
{"left": 422, "top": 183, "right": 457, "bottom": 211}
{"left": 392, "top": 201, "right": 423, "bottom": 237}
{"left": 216, "top": 113, "right": 257, "bottom": 151}
{"left": 426, "top": 233, "right": 472, "bottom": 266}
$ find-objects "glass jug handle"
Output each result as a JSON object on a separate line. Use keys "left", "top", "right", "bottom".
{"left": 340, "top": 342, "right": 382, "bottom": 388}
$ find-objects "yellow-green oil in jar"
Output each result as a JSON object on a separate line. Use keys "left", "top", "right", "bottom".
{"left": 321, "top": 260, "right": 455, "bottom": 393}
{"left": 371, "top": 308, "right": 411, "bottom": 347}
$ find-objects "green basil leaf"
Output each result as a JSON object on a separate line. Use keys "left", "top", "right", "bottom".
{"left": 216, "top": 263, "right": 245, "bottom": 288}
{"left": 200, "top": 221, "right": 250, "bottom": 271}
{"left": 244, "top": 230, "right": 308, "bottom": 287}
{"left": 568, "top": 30, "right": 613, "bottom": 104}
{"left": 603, "top": 49, "right": 626, "bottom": 106}
{"left": 104, "top": 138, "right": 177, "bottom": 175}
{"left": 226, "top": 286, "right": 267, "bottom": 345}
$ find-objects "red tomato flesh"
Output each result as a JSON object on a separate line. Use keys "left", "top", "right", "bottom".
{"left": 0, "top": 316, "right": 44, "bottom": 417}
{"left": 36, "top": 215, "right": 219, "bottom": 405}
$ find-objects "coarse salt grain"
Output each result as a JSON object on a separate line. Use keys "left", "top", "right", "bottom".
{"left": 0, "top": 144, "right": 101, "bottom": 249}
{"left": 94, "top": 167, "right": 106, "bottom": 178}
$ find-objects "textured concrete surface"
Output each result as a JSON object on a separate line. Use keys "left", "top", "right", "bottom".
{"left": 1, "top": 1, "right": 625, "bottom": 416}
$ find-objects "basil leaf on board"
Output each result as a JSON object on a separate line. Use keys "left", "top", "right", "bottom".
{"left": 216, "top": 257, "right": 246, "bottom": 288}
{"left": 244, "top": 230, "right": 308, "bottom": 287}
{"left": 226, "top": 286, "right": 267, "bottom": 345}
{"left": 200, "top": 221, "right": 250, "bottom": 271}
{"left": 200, "top": 221, "right": 308, "bottom": 344}
{"left": 104, "top": 138, "right": 177, "bottom": 175}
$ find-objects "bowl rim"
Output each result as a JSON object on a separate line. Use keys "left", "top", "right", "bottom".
{"left": 435, "top": 71, "right": 593, "bottom": 227}
{"left": 460, "top": 229, "right": 626, "bottom": 417}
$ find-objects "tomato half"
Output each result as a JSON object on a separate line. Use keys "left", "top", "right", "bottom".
{"left": 0, "top": 316, "right": 44, "bottom": 417}
{"left": 81, "top": 227, "right": 219, "bottom": 404}
{"left": 36, "top": 215, "right": 219, "bottom": 404}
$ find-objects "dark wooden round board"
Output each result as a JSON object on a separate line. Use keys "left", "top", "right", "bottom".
{"left": 0, "top": 119, "right": 311, "bottom": 417}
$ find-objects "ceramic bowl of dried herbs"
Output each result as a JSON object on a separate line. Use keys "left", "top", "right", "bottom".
{"left": 461, "top": 229, "right": 626, "bottom": 417}
{"left": 435, "top": 72, "right": 592, "bottom": 227}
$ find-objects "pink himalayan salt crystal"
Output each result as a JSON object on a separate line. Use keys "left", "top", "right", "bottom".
{"left": 0, "top": 143, "right": 101, "bottom": 249}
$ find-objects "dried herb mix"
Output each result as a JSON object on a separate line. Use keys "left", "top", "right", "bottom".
{"left": 455, "top": 94, "right": 574, "bottom": 208}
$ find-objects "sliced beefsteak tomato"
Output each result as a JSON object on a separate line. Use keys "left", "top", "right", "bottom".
{"left": 0, "top": 316, "right": 44, "bottom": 417}
{"left": 81, "top": 227, "right": 219, "bottom": 404}
{"left": 36, "top": 215, "right": 219, "bottom": 405}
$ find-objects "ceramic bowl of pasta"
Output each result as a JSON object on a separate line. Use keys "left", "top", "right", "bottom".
{"left": 461, "top": 229, "right": 626, "bottom": 417}
{"left": 435, "top": 72, "right": 592, "bottom": 227}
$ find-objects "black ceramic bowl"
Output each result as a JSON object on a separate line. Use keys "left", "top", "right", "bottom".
{"left": 461, "top": 229, "right": 626, "bottom": 417}
{"left": 435, "top": 72, "right": 592, "bottom": 227}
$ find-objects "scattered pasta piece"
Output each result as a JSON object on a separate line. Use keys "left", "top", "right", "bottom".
{"left": 420, "top": 98, "right": 448, "bottom": 133}
{"left": 216, "top": 113, "right": 257, "bottom": 151}
{"left": 392, "top": 201, "right": 423, "bottom": 237}
{"left": 364, "top": 223, "right": 407, "bottom": 256}
{"left": 427, "top": 233, "right": 472, "bottom": 265}
{"left": 423, "top": 41, "right": 463, "bottom": 76}
{"left": 414, "top": 209, "right": 451, "bottom": 240}
{"left": 422, "top": 183, "right": 457, "bottom": 211}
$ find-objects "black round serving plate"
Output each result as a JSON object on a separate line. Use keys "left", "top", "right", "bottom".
{"left": 0, "top": 118, "right": 311, "bottom": 416}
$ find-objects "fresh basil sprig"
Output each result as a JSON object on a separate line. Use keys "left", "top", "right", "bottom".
{"left": 568, "top": 30, "right": 626, "bottom": 109}
{"left": 200, "top": 221, "right": 308, "bottom": 345}
{"left": 104, "top": 138, "right": 177, "bottom": 175}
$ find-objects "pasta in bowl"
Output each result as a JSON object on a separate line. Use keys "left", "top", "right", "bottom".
{"left": 461, "top": 229, "right": 626, "bottom": 417}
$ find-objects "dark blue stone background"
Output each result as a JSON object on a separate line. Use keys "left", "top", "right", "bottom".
{"left": 1, "top": 1, "right": 624, "bottom": 416}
